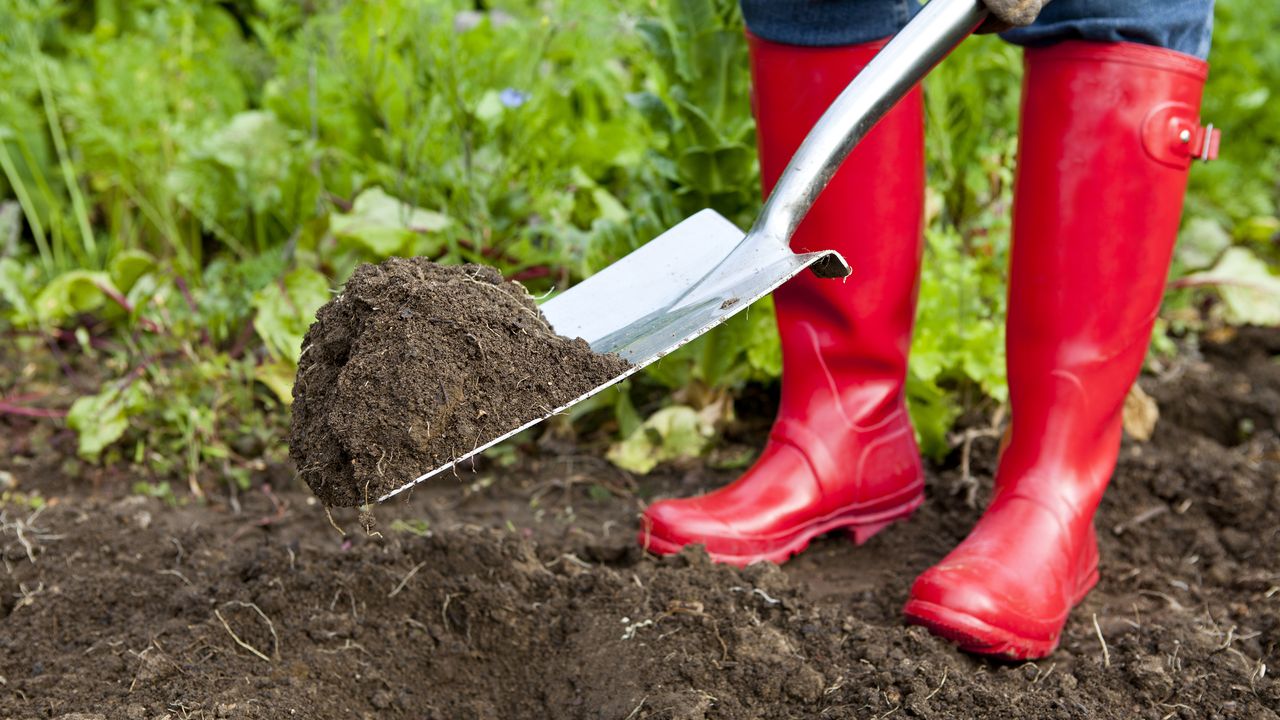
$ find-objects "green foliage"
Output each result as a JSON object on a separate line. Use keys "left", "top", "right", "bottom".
{"left": 0, "top": 0, "right": 1275, "bottom": 482}
{"left": 608, "top": 405, "right": 715, "bottom": 474}
{"left": 0, "top": 0, "right": 666, "bottom": 481}
{"left": 924, "top": 35, "right": 1022, "bottom": 234}
{"left": 1158, "top": 0, "right": 1280, "bottom": 346}
{"left": 131, "top": 480, "right": 178, "bottom": 507}
{"left": 1, "top": 239, "right": 290, "bottom": 488}
{"left": 633, "top": 0, "right": 757, "bottom": 221}
{"left": 910, "top": 221, "right": 1009, "bottom": 456}
{"left": 252, "top": 266, "right": 331, "bottom": 364}
{"left": 0, "top": 257, "right": 37, "bottom": 323}
{"left": 330, "top": 187, "right": 451, "bottom": 257}
{"left": 389, "top": 518, "right": 433, "bottom": 537}
{"left": 1181, "top": 247, "right": 1280, "bottom": 326}
{"left": 906, "top": 33, "right": 1022, "bottom": 456}
{"left": 67, "top": 381, "right": 147, "bottom": 460}
{"left": 1186, "top": 0, "right": 1280, "bottom": 235}
{"left": 614, "top": 0, "right": 782, "bottom": 403}
{"left": 32, "top": 269, "right": 115, "bottom": 324}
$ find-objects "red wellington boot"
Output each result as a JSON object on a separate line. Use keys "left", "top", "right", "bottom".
{"left": 638, "top": 34, "right": 927, "bottom": 566}
{"left": 904, "top": 41, "right": 1219, "bottom": 659}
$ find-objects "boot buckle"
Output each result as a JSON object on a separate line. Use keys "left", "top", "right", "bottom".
{"left": 1142, "top": 102, "right": 1220, "bottom": 167}
{"left": 1180, "top": 121, "right": 1220, "bottom": 162}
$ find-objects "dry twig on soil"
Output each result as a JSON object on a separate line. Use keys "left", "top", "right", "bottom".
{"left": 389, "top": 561, "right": 427, "bottom": 598}
{"left": 949, "top": 406, "right": 1007, "bottom": 508}
{"left": 1092, "top": 613, "right": 1111, "bottom": 668}
{"left": 214, "top": 601, "right": 280, "bottom": 663}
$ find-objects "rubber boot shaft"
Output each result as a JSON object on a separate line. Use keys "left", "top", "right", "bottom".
{"left": 638, "top": 35, "right": 928, "bottom": 565}
{"left": 905, "top": 40, "right": 1212, "bottom": 660}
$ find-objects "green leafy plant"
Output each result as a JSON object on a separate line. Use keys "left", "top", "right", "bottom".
{"left": 0, "top": 0, "right": 1275, "bottom": 486}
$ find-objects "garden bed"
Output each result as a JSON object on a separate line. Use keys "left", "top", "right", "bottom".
{"left": 1, "top": 328, "right": 1277, "bottom": 719}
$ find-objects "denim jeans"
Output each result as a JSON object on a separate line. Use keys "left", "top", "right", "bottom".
{"left": 740, "top": 0, "right": 1215, "bottom": 59}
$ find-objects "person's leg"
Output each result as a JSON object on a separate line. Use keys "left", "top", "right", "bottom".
{"left": 1001, "top": 0, "right": 1214, "bottom": 59}
{"left": 905, "top": 0, "right": 1218, "bottom": 659}
{"left": 738, "top": 0, "right": 918, "bottom": 47}
{"left": 638, "top": 2, "right": 928, "bottom": 565}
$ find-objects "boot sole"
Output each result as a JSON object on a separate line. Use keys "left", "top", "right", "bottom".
{"left": 639, "top": 491, "right": 925, "bottom": 567}
{"left": 902, "top": 567, "right": 1100, "bottom": 661}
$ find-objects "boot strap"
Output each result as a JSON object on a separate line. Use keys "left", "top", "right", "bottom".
{"left": 1142, "top": 102, "right": 1220, "bottom": 168}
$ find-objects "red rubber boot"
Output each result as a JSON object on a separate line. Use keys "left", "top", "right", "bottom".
{"left": 904, "top": 41, "right": 1219, "bottom": 659}
{"left": 638, "top": 35, "right": 927, "bottom": 566}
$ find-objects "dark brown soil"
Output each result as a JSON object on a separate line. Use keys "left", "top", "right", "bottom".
{"left": 289, "top": 258, "right": 629, "bottom": 507}
{"left": 1, "top": 327, "right": 1277, "bottom": 719}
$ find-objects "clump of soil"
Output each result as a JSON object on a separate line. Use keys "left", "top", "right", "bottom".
{"left": 290, "top": 258, "right": 629, "bottom": 506}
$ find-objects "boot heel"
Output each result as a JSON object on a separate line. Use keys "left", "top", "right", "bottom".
{"left": 847, "top": 519, "right": 896, "bottom": 545}
{"left": 843, "top": 494, "right": 924, "bottom": 545}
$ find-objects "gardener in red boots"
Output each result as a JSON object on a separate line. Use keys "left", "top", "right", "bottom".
{"left": 638, "top": 0, "right": 1219, "bottom": 660}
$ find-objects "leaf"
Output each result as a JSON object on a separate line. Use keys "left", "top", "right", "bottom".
{"left": 743, "top": 297, "right": 782, "bottom": 378}
{"left": 1182, "top": 246, "right": 1280, "bottom": 326}
{"left": 0, "top": 257, "right": 35, "bottom": 324}
{"left": 330, "top": 187, "right": 451, "bottom": 257}
{"left": 625, "top": 91, "right": 674, "bottom": 134}
{"left": 204, "top": 111, "right": 292, "bottom": 174}
{"left": 1122, "top": 383, "right": 1159, "bottom": 442}
{"left": 254, "top": 357, "right": 298, "bottom": 406}
{"left": 674, "top": 99, "right": 723, "bottom": 149}
{"left": 635, "top": 19, "right": 676, "bottom": 79}
{"left": 613, "top": 384, "right": 643, "bottom": 438}
{"left": 108, "top": 249, "right": 156, "bottom": 293}
{"left": 1235, "top": 86, "right": 1270, "bottom": 111}
{"left": 252, "top": 266, "right": 331, "bottom": 364}
{"left": 0, "top": 201, "right": 19, "bottom": 252}
{"left": 696, "top": 311, "right": 749, "bottom": 388}
{"left": 668, "top": 0, "right": 715, "bottom": 45}
{"left": 1176, "top": 218, "right": 1232, "bottom": 271}
{"left": 165, "top": 111, "right": 308, "bottom": 241}
{"left": 590, "top": 187, "right": 629, "bottom": 223}
{"left": 67, "top": 384, "right": 145, "bottom": 461}
{"left": 905, "top": 373, "right": 961, "bottom": 461}
{"left": 607, "top": 405, "right": 714, "bottom": 474}
{"left": 1238, "top": 215, "right": 1280, "bottom": 246}
{"left": 475, "top": 89, "right": 505, "bottom": 125}
{"left": 571, "top": 166, "right": 629, "bottom": 223}
{"left": 33, "top": 270, "right": 118, "bottom": 325}
{"left": 687, "top": 30, "right": 741, "bottom": 123}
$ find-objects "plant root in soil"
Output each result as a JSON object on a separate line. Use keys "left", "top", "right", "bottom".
{"left": 289, "top": 258, "right": 629, "bottom": 507}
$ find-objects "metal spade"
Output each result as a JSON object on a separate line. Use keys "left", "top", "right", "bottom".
{"left": 380, "top": 0, "right": 989, "bottom": 501}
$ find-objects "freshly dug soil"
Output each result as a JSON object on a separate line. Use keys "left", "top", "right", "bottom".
{"left": 290, "top": 258, "right": 629, "bottom": 507}
{"left": 1, "top": 327, "right": 1277, "bottom": 719}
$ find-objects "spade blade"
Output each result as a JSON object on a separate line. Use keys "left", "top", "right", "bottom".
{"left": 377, "top": 209, "right": 846, "bottom": 502}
